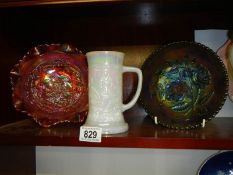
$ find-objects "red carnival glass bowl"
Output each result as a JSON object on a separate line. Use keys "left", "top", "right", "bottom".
{"left": 10, "top": 44, "right": 88, "bottom": 127}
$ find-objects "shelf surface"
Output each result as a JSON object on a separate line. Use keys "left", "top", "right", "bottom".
{"left": 0, "top": 106, "right": 233, "bottom": 149}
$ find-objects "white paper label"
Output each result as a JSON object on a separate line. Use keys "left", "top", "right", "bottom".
{"left": 79, "top": 126, "right": 102, "bottom": 143}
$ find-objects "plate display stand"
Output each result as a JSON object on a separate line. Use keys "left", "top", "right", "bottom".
{"left": 153, "top": 116, "right": 207, "bottom": 128}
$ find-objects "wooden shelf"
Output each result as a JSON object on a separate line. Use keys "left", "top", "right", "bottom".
{"left": 0, "top": 0, "right": 128, "bottom": 8}
{"left": 0, "top": 0, "right": 230, "bottom": 8}
{"left": 1, "top": 106, "right": 233, "bottom": 149}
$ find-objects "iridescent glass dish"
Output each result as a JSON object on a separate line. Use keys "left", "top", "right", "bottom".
{"left": 140, "top": 41, "right": 228, "bottom": 129}
{"left": 10, "top": 44, "right": 88, "bottom": 127}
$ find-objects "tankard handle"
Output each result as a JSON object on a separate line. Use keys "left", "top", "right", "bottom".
{"left": 122, "top": 66, "right": 143, "bottom": 112}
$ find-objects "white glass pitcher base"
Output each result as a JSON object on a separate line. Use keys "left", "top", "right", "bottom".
{"left": 83, "top": 122, "right": 128, "bottom": 134}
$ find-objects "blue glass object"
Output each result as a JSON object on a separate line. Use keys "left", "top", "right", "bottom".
{"left": 198, "top": 151, "right": 233, "bottom": 175}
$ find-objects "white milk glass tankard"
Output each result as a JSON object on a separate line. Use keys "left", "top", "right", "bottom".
{"left": 84, "top": 51, "right": 142, "bottom": 134}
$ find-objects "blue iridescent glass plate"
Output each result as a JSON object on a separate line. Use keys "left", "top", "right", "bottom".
{"left": 139, "top": 41, "right": 228, "bottom": 129}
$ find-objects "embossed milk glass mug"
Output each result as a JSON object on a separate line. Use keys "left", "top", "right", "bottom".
{"left": 83, "top": 51, "right": 143, "bottom": 134}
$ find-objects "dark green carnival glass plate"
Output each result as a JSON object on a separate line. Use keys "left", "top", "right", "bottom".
{"left": 140, "top": 41, "right": 228, "bottom": 129}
